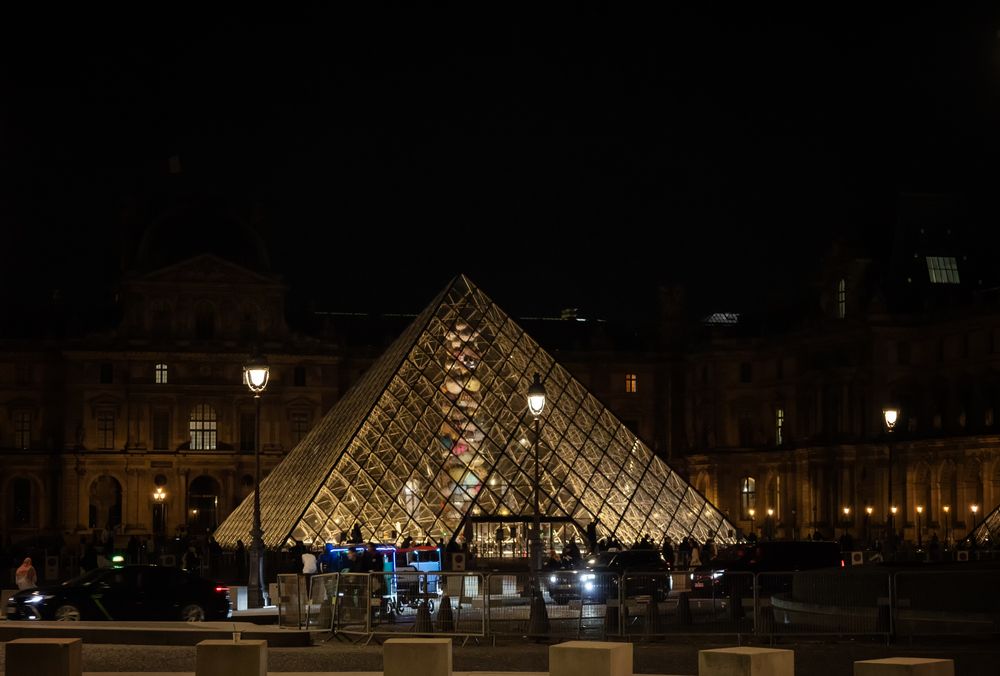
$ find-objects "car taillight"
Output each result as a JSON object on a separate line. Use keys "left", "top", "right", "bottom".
{"left": 840, "top": 560, "right": 845, "bottom": 568}
{"left": 215, "top": 586, "right": 229, "bottom": 593}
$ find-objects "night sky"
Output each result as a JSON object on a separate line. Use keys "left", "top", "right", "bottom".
{"left": 2, "top": 7, "right": 999, "bottom": 324}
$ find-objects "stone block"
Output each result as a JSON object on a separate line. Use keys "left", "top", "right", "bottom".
{"left": 6, "top": 638, "right": 82, "bottom": 676}
{"left": 855, "top": 658, "right": 954, "bottom": 676}
{"left": 550, "top": 640, "right": 633, "bottom": 676}
{"left": 229, "top": 585, "right": 248, "bottom": 611}
{"left": 384, "top": 637, "right": 453, "bottom": 676}
{"left": 699, "top": 646, "right": 794, "bottom": 676}
{"left": 195, "top": 638, "right": 267, "bottom": 676}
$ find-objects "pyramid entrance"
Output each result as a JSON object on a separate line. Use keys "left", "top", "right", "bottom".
{"left": 216, "top": 275, "right": 737, "bottom": 555}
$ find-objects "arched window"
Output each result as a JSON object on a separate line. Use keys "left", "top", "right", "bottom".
{"left": 740, "top": 477, "right": 756, "bottom": 518}
{"left": 190, "top": 404, "right": 217, "bottom": 450}
{"left": 837, "top": 278, "right": 846, "bottom": 319}
{"left": 88, "top": 475, "right": 122, "bottom": 530}
{"left": 766, "top": 475, "right": 781, "bottom": 517}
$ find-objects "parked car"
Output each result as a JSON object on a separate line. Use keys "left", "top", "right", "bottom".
{"left": 545, "top": 549, "right": 670, "bottom": 604}
{"left": 6, "top": 565, "right": 231, "bottom": 622}
{"left": 690, "top": 540, "right": 844, "bottom": 597}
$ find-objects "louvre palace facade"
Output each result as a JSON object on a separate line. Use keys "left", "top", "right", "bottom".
{"left": 3, "top": 211, "right": 1000, "bottom": 550}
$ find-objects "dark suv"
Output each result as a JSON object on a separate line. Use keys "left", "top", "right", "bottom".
{"left": 545, "top": 550, "right": 670, "bottom": 605}
{"left": 691, "top": 541, "right": 843, "bottom": 596}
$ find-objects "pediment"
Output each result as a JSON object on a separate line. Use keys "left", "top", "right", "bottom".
{"left": 129, "top": 255, "right": 281, "bottom": 288}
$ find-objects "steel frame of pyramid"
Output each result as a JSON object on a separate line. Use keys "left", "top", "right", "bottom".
{"left": 215, "top": 275, "right": 738, "bottom": 550}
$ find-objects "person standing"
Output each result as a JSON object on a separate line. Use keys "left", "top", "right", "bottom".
{"left": 15, "top": 557, "right": 37, "bottom": 590}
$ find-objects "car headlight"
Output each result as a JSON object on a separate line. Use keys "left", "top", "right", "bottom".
{"left": 549, "top": 574, "right": 558, "bottom": 583}
{"left": 584, "top": 582, "right": 595, "bottom": 591}
{"left": 24, "top": 594, "right": 55, "bottom": 604}
{"left": 581, "top": 574, "right": 595, "bottom": 582}
{"left": 712, "top": 572, "right": 723, "bottom": 580}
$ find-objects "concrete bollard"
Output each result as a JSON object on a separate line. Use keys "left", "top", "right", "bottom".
{"left": 414, "top": 599, "right": 435, "bottom": 633}
{"left": 675, "top": 591, "right": 691, "bottom": 625}
{"left": 550, "top": 640, "right": 633, "bottom": 676}
{"left": 699, "top": 646, "right": 794, "bottom": 676}
{"left": 384, "top": 638, "right": 452, "bottom": 676}
{"left": 855, "top": 658, "right": 954, "bottom": 676}
{"left": 195, "top": 638, "right": 267, "bottom": 676}
{"left": 6, "top": 638, "right": 83, "bottom": 676}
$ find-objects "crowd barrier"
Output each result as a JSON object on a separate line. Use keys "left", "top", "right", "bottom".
{"left": 276, "top": 568, "right": 996, "bottom": 643}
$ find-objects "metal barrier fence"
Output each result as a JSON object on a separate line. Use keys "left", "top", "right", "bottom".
{"left": 299, "top": 568, "right": 996, "bottom": 643}
{"left": 761, "top": 570, "right": 891, "bottom": 641}
{"left": 894, "top": 570, "right": 1000, "bottom": 638}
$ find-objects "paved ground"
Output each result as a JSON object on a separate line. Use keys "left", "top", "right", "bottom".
{"left": 2, "top": 636, "right": 999, "bottom": 675}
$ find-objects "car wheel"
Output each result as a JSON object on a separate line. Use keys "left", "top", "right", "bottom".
{"left": 180, "top": 604, "right": 206, "bottom": 622}
{"left": 55, "top": 604, "right": 81, "bottom": 621}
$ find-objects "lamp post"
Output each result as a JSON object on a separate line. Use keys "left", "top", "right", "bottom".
{"left": 915, "top": 505, "right": 923, "bottom": 548}
{"left": 526, "top": 372, "right": 548, "bottom": 635}
{"left": 748, "top": 508, "right": 756, "bottom": 540}
{"left": 942, "top": 505, "right": 950, "bottom": 547}
{"left": 243, "top": 353, "right": 270, "bottom": 608}
{"left": 842, "top": 506, "right": 851, "bottom": 540}
{"left": 766, "top": 508, "right": 774, "bottom": 540}
{"left": 864, "top": 506, "right": 873, "bottom": 545}
{"left": 971, "top": 504, "right": 979, "bottom": 535}
{"left": 883, "top": 407, "right": 898, "bottom": 546}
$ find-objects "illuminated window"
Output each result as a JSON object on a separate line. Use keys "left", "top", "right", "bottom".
{"left": 14, "top": 411, "right": 31, "bottom": 450}
{"left": 625, "top": 374, "right": 637, "bottom": 393}
{"left": 926, "top": 256, "right": 960, "bottom": 284}
{"left": 155, "top": 362, "right": 168, "bottom": 384}
{"left": 97, "top": 411, "right": 115, "bottom": 449}
{"left": 775, "top": 408, "right": 785, "bottom": 446}
{"left": 837, "top": 278, "right": 846, "bottom": 319}
{"left": 189, "top": 404, "right": 217, "bottom": 450}
{"left": 740, "top": 477, "right": 756, "bottom": 518}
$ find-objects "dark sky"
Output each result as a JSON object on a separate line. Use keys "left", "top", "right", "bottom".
{"left": 2, "top": 6, "right": 999, "bottom": 322}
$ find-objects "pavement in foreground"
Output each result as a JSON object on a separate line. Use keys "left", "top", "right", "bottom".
{"left": 2, "top": 637, "right": 999, "bottom": 676}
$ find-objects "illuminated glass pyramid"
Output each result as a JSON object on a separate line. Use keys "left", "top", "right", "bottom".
{"left": 215, "top": 275, "right": 737, "bottom": 549}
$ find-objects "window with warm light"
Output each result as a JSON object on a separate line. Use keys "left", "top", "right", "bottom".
{"left": 926, "top": 256, "right": 960, "bottom": 284}
{"left": 775, "top": 408, "right": 785, "bottom": 446}
{"left": 189, "top": 404, "right": 217, "bottom": 450}
{"left": 155, "top": 362, "right": 168, "bottom": 384}
{"left": 837, "top": 278, "right": 846, "bottom": 319}
{"left": 625, "top": 374, "right": 637, "bottom": 393}
{"left": 740, "top": 477, "right": 756, "bottom": 518}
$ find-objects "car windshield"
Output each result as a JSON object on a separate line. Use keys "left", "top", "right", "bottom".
{"left": 61, "top": 568, "right": 109, "bottom": 587}
{"left": 583, "top": 553, "right": 618, "bottom": 567}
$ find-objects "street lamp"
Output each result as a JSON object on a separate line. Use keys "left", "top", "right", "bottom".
{"left": 526, "top": 372, "right": 548, "bottom": 635}
{"left": 865, "top": 506, "right": 873, "bottom": 544}
{"left": 243, "top": 353, "right": 270, "bottom": 609}
{"left": 766, "top": 508, "right": 774, "bottom": 540}
{"left": 915, "top": 505, "right": 923, "bottom": 548}
{"left": 883, "top": 407, "right": 898, "bottom": 546}
{"left": 890, "top": 505, "right": 898, "bottom": 544}
{"left": 942, "top": 505, "right": 950, "bottom": 546}
{"left": 748, "top": 508, "right": 756, "bottom": 540}
{"left": 842, "top": 506, "right": 851, "bottom": 540}
{"left": 971, "top": 504, "right": 979, "bottom": 534}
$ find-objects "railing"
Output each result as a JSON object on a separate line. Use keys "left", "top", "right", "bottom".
{"left": 281, "top": 568, "right": 997, "bottom": 643}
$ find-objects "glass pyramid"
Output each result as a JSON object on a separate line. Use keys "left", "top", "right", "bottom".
{"left": 215, "top": 275, "right": 737, "bottom": 550}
